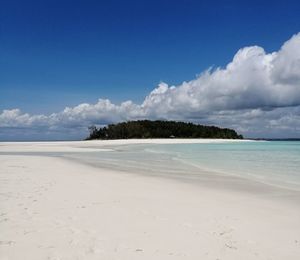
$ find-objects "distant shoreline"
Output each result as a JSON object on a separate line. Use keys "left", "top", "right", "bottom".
{"left": 0, "top": 138, "right": 251, "bottom": 146}
{"left": 250, "top": 138, "right": 300, "bottom": 141}
{"left": 2, "top": 137, "right": 300, "bottom": 143}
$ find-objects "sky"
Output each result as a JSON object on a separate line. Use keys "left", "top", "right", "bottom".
{"left": 1, "top": 0, "right": 300, "bottom": 140}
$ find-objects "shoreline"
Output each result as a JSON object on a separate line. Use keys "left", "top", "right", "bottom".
{"left": 1, "top": 141, "right": 300, "bottom": 259}
{"left": 1, "top": 139, "right": 299, "bottom": 196}
{"left": 63, "top": 151, "right": 300, "bottom": 206}
{"left": 0, "top": 138, "right": 253, "bottom": 152}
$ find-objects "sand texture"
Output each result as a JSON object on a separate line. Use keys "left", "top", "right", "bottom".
{"left": 1, "top": 140, "right": 300, "bottom": 259}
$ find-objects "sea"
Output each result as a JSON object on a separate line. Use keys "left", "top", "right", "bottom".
{"left": 66, "top": 140, "right": 300, "bottom": 191}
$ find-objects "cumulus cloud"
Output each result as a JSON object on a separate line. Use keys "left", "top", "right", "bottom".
{"left": 142, "top": 34, "right": 300, "bottom": 115}
{"left": 1, "top": 32, "right": 300, "bottom": 139}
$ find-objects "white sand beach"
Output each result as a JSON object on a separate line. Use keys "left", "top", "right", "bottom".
{"left": 1, "top": 140, "right": 300, "bottom": 260}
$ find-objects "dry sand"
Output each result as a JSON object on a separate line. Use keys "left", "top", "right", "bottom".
{"left": 0, "top": 140, "right": 300, "bottom": 259}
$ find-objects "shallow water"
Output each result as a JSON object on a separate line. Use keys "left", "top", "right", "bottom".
{"left": 142, "top": 141, "right": 300, "bottom": 190}
{"left": 65, "top": 141, "right": 300, "bottom": 191}
{"left": 2, "top": 140, "right": 299, "bottom": 191}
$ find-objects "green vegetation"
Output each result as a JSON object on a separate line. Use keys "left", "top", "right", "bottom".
{"left": 86, "top": 120, "right": 243, "bottom": 140}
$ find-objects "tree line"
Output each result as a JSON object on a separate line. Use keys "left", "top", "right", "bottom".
{"left": 86, "top": 120, "right": 243, "bottom": 140}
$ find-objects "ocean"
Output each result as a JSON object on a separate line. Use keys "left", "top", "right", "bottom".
{"left": 66, "top": 140, "right": 300, "bottom": 191}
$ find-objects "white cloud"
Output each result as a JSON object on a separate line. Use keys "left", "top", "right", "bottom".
{"left": 1, "top": 33, "right": 300, "bottom": 139}
{"left": 0, "top": 109, "right": 48, "bottom": 127}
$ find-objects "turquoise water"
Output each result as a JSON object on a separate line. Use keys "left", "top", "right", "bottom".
{"left": 143, "top": 141, "right": 300, "bottom": 190}
{"left": 66, "top": 141, "right": 300, "bottom": 191}
{"left": 2, "top": 140, "right": 299, "bottom": 190}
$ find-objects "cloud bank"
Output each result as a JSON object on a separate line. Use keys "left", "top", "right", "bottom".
{"left": 1, "top": 33, "right": 300, "bottom": 140}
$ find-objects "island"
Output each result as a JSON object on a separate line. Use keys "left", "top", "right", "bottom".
{"left": 86, "top": 120, "right": 243, "bottom": 140}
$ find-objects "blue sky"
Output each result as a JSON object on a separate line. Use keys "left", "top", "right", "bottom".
{"left": 1, "top": 0, "right": 300, "bottom": 140}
